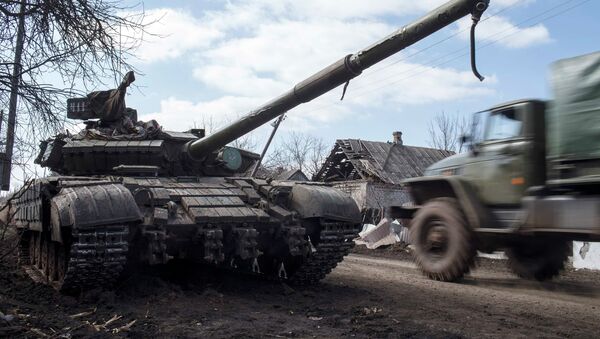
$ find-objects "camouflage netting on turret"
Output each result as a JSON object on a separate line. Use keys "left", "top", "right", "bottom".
{"left": 74, "top": 116, "right": 162, "bottom": 141}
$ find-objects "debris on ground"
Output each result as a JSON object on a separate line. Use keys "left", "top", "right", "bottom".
{"left": 354, "top": 218, "right": 410, "bottom": 249}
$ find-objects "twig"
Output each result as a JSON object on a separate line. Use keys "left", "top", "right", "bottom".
{"left": 112, "top": 320, "right": 136, "bottom": 334}
{"left": 103, "top": 314, "right": 122, "bottom": 328}
{"left": 29, "top": 328, "right": 49, "bottom": 337}
{"left": 69, "top": 307, "right": 96, "bottom": 319}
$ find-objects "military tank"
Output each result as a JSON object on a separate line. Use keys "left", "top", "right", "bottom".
{"left": 5, "top": 0, "right": 490, "bottom": 292}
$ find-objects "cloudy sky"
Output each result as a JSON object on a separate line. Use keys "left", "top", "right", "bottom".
{"left": 121, "top": 0, "right": 598, "bottom": 150}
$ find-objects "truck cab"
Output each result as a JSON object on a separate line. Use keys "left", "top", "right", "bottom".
{"left": 427, "top": 99, "right": 547, "bottom": 207}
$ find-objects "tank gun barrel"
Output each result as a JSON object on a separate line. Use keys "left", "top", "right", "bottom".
{"left": 185, "top": 0, "right": 490, "bottom": 160}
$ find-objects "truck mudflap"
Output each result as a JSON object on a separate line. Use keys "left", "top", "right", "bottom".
{"left": 401, "top": 175, "right": 495, "bottom": 229}
{"left": 50, "top": 182, "right": 142, "bottom": 242}
{"left": 288, "top": 184, "right": 361, "bottom": 223}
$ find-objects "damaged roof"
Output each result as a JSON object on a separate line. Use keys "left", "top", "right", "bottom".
{"left": 273, "top": 168, "right": 309, "bottom": 181}
{"left": 314, "top": 139, "right": 453, "bottom": 185}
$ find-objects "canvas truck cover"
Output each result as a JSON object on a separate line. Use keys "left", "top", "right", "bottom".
{"left": 548, "top": 51, "right": 600, "bottom": 162}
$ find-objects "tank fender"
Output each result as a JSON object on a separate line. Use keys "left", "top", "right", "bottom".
{"left": 50, "top": 183, "right": 142, "bottom": 242}
{"left": 288, "top": 184, "right": 361, "bottom": 223}
{"left": 402, "top": 176, "right": 493, "bottom": 229}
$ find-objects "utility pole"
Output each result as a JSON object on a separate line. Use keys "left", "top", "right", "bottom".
{"left": 251, "top": 114, "right": 285, "bottom": 177}
{"left": 2, "top": 0, "right": 27, "bottom": 190}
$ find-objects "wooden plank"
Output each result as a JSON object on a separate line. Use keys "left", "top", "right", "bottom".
{"left": 181, "top": 196, "right": 198, "bottom": 210}
{"left": 233, "top": 179, "right": 252, "bottom": 188}
{"left": 250, "top": 208, "right": 271, "bottom": 222}
{"left": 189, "top": 206, "right": 268, "bottom": 223}
{"left": 170, "top": 182, "right": 226, "bottom": 189}
{"left": 228, "top": 207, "right": 248, "bottom": 223}
{"left": 166, "top": 188, "right": 190, "bottom": 197}
{"left": 250, "top": 178, "right": 268, "bottom": 189}
{"left": 246, "top": 207, "right": 262, "bottom": 222}
{"left": 267, "top": 205, "right": 293, "bottom": 221}
{"left": 242, "top": 187, "right": 261, "bottom": 204}
{"left": 181, "top": 188, "right": 246, "bottom": 197}
{"left": 149, "top": 187, "right": 171, "bottom": 204}
{"left": 214, "top": 207, "right": 233, "bottom": 223}
{"left": 212, "top": 196, "right": 245, "bottom": 207}
{"left": 189, "top": 207, "right": 220, "bottom": 223}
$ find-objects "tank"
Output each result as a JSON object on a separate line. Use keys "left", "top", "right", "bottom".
{"left": 4, "top": 0, "right": 490, "bottom": 292}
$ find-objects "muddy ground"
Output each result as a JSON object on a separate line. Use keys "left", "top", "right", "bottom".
{"left": 1, "top": 234, "right": 600, "bottom": 338}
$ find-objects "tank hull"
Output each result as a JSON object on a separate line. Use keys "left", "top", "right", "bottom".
{"left": 9, "top": 176, "right": 360, "bottom": 292}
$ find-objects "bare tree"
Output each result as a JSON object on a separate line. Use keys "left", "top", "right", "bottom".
{"left": 427, "top": 111, "right": 470, "bottom": 153}
{"left": 259, "top": 147, "right": 288, "bottom": 177}
{"left": 306, "top": 137, "right": 328, "bottom": 178}
{"left": 282, "top": 132, "right": 312, "bottom": 173}
{"left": 260, "top": 132, "right": 329, "bottom": 179}
{"left": 0, "top": 0, "right": 150, "bottom": 188}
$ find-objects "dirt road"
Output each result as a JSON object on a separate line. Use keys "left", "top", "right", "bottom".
{"left": 1, "top": 245, "right": 599, "bottom": 338}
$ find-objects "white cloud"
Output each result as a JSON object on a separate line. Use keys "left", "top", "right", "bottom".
{"left": 139, "top": 1, "right": 517, "bottom": 135}
{"left": 131, "top": 8, "right": 222, "bottom": 63}
{"left": 144, "top": 96, "right": 264, "bottom": 132}
{"left": 493, "top": 0, "right": 536, "bottom": 8}
{"left": 144, "top": 90, "right": 357, "bottom": 135}
{"left": 347, "top": 63, "right": 497, "bottom": 106}
{"left": 192, "top": 19, "right": 393, "bottom": 96}
{"left": 458, "top": 15, "right": 550, "bottom": 49}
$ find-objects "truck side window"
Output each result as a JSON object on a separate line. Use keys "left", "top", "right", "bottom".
{"left": 484, "top": 109, "right": 522, "bottom": 141}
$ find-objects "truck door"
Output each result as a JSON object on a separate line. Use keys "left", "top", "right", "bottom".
{"left": 462, "top": 101, "right": 545, "bottom": 206}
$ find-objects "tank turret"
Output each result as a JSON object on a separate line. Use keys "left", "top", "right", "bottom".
{"left": 37, "top": 0, "right": 488, "bottom": 179}
{"left": 35, "top": 71, "right": 260, "bottom": 177}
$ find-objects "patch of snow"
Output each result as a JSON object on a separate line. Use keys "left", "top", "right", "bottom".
{"left": 573, "top": 242, "right": 600, "bottom": 270}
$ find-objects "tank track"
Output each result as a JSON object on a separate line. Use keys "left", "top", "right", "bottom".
{"left": 288, "top": 221, "right": 357, "bottom": 285}
{"left": 20, "top": 225, "right": 128, "bottom": 292}
{"left": 59, "top": 225, "right": 129, "bottom": 292}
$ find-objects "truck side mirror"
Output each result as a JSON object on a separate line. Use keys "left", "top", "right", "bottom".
{"left": 459, "top": 134, "right": 476, "bottom": 155}
{"left": 461, "top": 135, "right": 480, "bottom": 156}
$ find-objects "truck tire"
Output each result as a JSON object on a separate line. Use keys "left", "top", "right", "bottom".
{"left": 506, "top": 240, "right": 570, "bottom": 281}
{"left": 410, "top": 198, "right": 475, "bottom": 282}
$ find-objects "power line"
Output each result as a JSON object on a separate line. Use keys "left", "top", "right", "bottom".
{"left": 302, "top": 0, "right": 590, "bottom": 115}
{"left": 349, "top": 0, "right": 591, "bottom": 100}
{"left": 353, "top": 1, "right": 523, "bottom": 89}
{"left": 349, "top": 0, "right": 580, "bottom": 94}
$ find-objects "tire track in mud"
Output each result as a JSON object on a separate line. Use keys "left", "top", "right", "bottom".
{"left": 2, "top": 237, "right": 600, "bottom": 338}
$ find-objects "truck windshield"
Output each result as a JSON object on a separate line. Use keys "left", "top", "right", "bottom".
{"left": 483, "top": 108, "right": 522, "bottom": 141}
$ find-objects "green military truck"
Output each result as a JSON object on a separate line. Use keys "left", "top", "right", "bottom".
{"left": 398, "top": 51, "right": 600, "bottom": 281}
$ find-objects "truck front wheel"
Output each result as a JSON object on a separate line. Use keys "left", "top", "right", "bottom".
{"left": 506, "top": 239, "right": 570, "bottom": 281}
{"left": 410, "top": 198, "right": 475, "bottom": 282}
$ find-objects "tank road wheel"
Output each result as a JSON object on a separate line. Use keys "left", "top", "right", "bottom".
{"left": 28, "top": 231, "right": 38, "bottom": 265}
{"left": 40, "top": 234, "right": 50, "bottom": 276}
{"left": 410, "top": 198, "right": 475, "bottom": 282}
{"left": 19, "top": 225, "right": 129, "bottom": 293}
{"left": 55, "top": 244, "right": 68, "bottom": 287}
{"left": 17, "top": 231, "right": 31, "bottom": 266}
{"left": 31, "top": 232, "right": 41, "bottom": 267}
{"left": 506, "top": 239, "right": 570, "bottom": 281}
{"left": 47, "top": 241, "right": 59, "bottom": 282}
